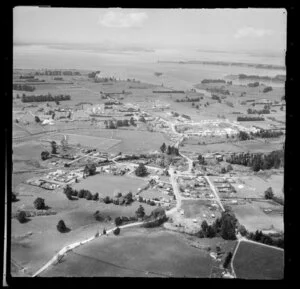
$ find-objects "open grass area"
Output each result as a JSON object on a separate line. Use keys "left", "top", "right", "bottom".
{"left": 73, "top": 129, "right": 168, "bottom": 154}
{"left": 41, "top": 227, "right": 213, "bottom": 277}
{"left": 11, "top": 182, "right": 154, "bottom": 276}
{"left": 233, "top": 240, "right": 284, "bottom": 279}
{"left": 231, "top": 200, "right": 283, "bottom": 232}
{"left": 51, "top": 132, "right": 121, "bottom": 150}
{"left": 72, "top": 174, "right": 147, "bottom": 197}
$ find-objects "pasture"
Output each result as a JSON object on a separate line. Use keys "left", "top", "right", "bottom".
{"left": 41, "top": 227, "right": 213, "bottom": 277}
{"left": 233, "top": 240, "right": 284, "bottom": 279}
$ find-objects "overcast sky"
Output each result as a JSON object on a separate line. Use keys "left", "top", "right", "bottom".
{"left": 13, "top": 7, "right": 287, "bottom": 53}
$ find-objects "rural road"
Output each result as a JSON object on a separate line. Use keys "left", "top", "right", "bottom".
{"left": 32, "top": 221, "right": 144, "bottom": 277}
{"left": 204, "top": 176, "right": 225, "bottom": 212}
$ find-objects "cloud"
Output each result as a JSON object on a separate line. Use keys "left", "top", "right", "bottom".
{"left": 98, "top": 10, "right": 148, "bottom": 28}
{"left": 234, "top": 27, "right": 273, "bottom": 38}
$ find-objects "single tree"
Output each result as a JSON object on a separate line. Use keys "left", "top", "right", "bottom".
{"left": 113, "top": 227, "right": 121, "bottom": 235}
{"left": 223, "top": 252, "right": 233, "bottom": 269}
{"left": 41, "top": 150, "right": 50, "bottom": 160}
{"left": 57, "top": 220, "right": 68, "bottom": 233}
{"left": 51, "top": 141, "right": 57, "bottom": 154}
{"left": 17, "top": 211, "right": 27, "bottom": 223}
{"left": 84, "top": 163, "right": 97, "bottom": 176}
{"left": 264, "top": 187, "right": 274, "bottom": 200}
{"left": 115, "top": 217, "right": 122, "bottom": 226}
{"left": 135, "top": 205, "right": 145, "bottom": 219}
{"left": 34, "top": 197, "right": 46, "bottom": 210}
{"left": 35, "top": 116, "right": 41, "bottom": 123}
{"left": 12, "top": 192, "right": 18, "bottom": 202}
{"left": 135, "top": 163, "right": 148, "bottom": 177}
{"left": 160, "top": 142, "right": 166, "bottom": 153}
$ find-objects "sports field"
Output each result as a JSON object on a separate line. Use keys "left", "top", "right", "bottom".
{"left": 233, "top": 240, "right": 284, "bottom": 279}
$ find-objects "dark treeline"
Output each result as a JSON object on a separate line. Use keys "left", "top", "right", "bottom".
{"left": 104, "top": 119, "right": 131, "bottom": 129}
{"left": 237, "top": 116, "right": 265, "bottom": 121}
{"left": 207, "top": 87, "right": 230, "bottom": 95}
{"left": 21, "top": 94, "right": 71, "bottom": 103}
{"left": 238, "top": 74, "right": 285, "bottom": 82}
{"left": 211, "top": 94, "right": 221, "bottom": 102}
{"left": 247, "top": 108, "right": 270, "bottom": 115}
{"left": 201, "top": 79, "right": 226, "bottom": 84}
{"left": 244, "top": 230, "right": 284, "bottom": 249}
{"left": 13, "top": 83, "right": 36, "bottom": 92}
{"left": 247, "top": 82, "right": 260, "bottom": 87}
{"left": 88, "top": 71, "right": 100, "bottom": 78}
{"left": 251, "top": 129, "right": 284, "bottom": 138}
{"left": 104, "top": 101, "right": 122, "bottom": 105}
{"left": 95, "top": 77, "right": 117, "bottom": 83}
{"left": 35, "top": 70, "right": 81, "bottom": 76}
{"left": 160, "top": 143, "right": 180, "bottom": 156}
{"left": 263, "top": 86, "right": 273, "bottom": 93}
{"left": 20, "top": 75, "right": 35, "bottom": 79}
{"left": 225, "top": 150, "right": 284, "bottom": 171}
{"left": 175, "top": 97, "right": 201, "bottom": 103}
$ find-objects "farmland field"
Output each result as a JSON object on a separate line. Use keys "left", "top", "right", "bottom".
{"left": 72, "top": 174, "right": 147, "bottom": 197}
{"left": 41, "top": 227, "right": 213, "bottom": 277}
{"left": 233, "top": 240, "right": 284, "bottom": 279}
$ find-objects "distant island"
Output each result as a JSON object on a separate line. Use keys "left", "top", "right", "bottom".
{"left": 158, "top": 60, "right": 285, "bottom": 70}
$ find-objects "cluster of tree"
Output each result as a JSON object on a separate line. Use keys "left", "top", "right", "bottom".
{"left": 104, "top": 101, "right": 122, "bottom": 105}
{"left": 160, "top": 143, "right": 179, "bottom": 156}
{"left": 93, "top": 211, "right": 112, "bottom": 222}
{"left": 263, "top": 86, "right": 273, "bottom": 93}
{"left": 201, "top": 79, "right": 226, "bottom": 84}
{"left": 207, "top": 87, "right": 230, "bottom": 95}
{"left": 113, "top": 227, "right": 121, "bottom": 235}
{"left": 142, "top": 207, "right": 168, "bottom": 228}
{"left": 83, "top": 163, "right": 97, "bottom": 176}
{"left": 252, "top": 129, "right": 284, "bottom": 138}
{"left": 88, "top": 71, "right": 100, "bottom": 78}
{"left": 198, "top": 154, "right": 207, "bottom": 165}
{"left": 95, "top": 77, "right": 117, "bottom": 83}
{"left": 115, "top": 214, "right": 139, "bottom": 226}
{"left": 104, "top": 119, "right": 131, "bottom": 129}
{"left": 13, "top": 84, "right": 36, "bottom": 91}
{"left": 50, "top": 141, "right": 58, "bottom": 154}
{"left": 33, "top": 197, "right": 46, "bottom": 210}
{"left": 35, "top": 70, "right": 80, "bottom": 76}
{"left": 41, "top": 151, "right": 51, "bottom": 160}
{"left": 196, "top": 209, "right": 238, "bottom": 240}
{"left": 135, "top": 163, "right": 148, "bottom": 177}
{"left": 238, "top": 226, "right": 284, "bottom": 249}
{"left": 102, "top": 192, "right": 134, "bottom": 206}
{"left": 63, "top": 185, "right": 99, "bottom": 201}
{"left": 226, "top": 150, "right": 284, "bottom": 171}
{"left": 225, "top": 101, "right": 234, "bottom": 108}
{"left": 175, "top": 97, "right": 200, "bottom": 103}
{"left": 54, "top": 77, "right": 63, "bottom": 81}
{"left": 247, "top": 108, "right": 270, "bottom": 115}
{"left": 237, "top": 116, "right": 265, "bottom": 121}
{"left": 138, "top": 196, "right": 156, "bottom": 206}
{"left": 21, "top": 94, "right": 71, "bottom": 103}
{"left": 211, "top": 94, "right": 221, "bottom": 102}
{"left": 238, "top": 131, "right": 251, "bottom": 141}
{"left": 247, "top": 82, "right": 260, "bottom": 87}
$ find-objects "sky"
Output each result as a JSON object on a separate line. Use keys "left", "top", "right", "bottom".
{"left": 13, "top": 7, "right": 287, "bottom": 54}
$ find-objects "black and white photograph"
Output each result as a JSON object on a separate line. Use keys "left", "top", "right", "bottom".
{"left": 7, "top": 6, "right": 288, "bottom": 281}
